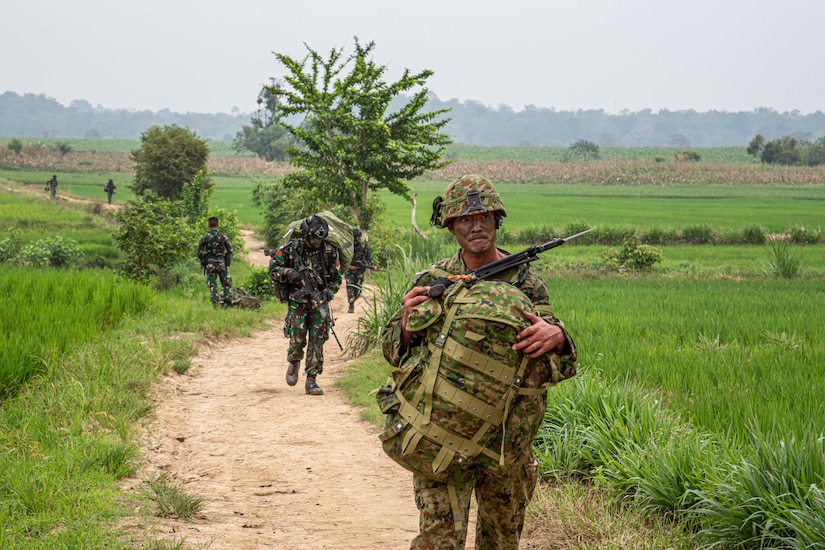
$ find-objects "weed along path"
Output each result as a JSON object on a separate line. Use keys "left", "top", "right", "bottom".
{"left": 126, "top": 231, "right": 421, "bottom": 549}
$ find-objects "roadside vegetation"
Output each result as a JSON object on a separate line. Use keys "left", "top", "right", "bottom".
{"left": 3, "top": 130, "right": 825, "bottom": 548}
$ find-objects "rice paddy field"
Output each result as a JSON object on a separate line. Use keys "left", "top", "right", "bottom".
{"left": 2, "top": 142, "right": 825, "bottom": 547}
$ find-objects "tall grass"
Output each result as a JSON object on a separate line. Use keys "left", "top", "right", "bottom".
{"left": 0, "top": 267, "right": 153, "bottom": 396}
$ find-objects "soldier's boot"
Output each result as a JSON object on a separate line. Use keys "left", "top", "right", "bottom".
{"left": 305, "top": 375, "right": 324, "bottom": 396}
{"left": 347, "top": 301, "right": 355, "bottom": 313}
{"left": 285, "top": 362, "right": 300, "bottom": 386}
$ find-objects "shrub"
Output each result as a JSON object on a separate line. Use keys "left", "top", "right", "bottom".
{"left": 674, "top": 151, "right": 701, "bottom": 162}
{"left": 21, "top": 236, "right": 82, "bottom": 268}
{"left": 7, "top": 137, "right": 23, "bottom": 155}
{"left": 787, "top": 225, "right": 821, "bottom": 245}
{"left": 764, "top": 237, "right": 801, "bottom": 278}
{"left": 603, "top": 236, "right": 662, "bottom": 272}
{"left": 741, "top": 224, "right": 767, "bottom": 245}
{"left": 0, "top": 227, "right": 23, "bottom": 264}
{"left": 242, "top": 267, "right": 274, "bottom": 299}
{"left": 681, "top": 224, "right": 715, "bottom": 244}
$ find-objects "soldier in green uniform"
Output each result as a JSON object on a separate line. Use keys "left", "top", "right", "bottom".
{"left": 47, "top": 174, "right": 58, "bottom": 199}
{"left": 196, "top": 216, "right": 233, "bottom": 307}
{"left": 345, "top": 228, "right": 378, "bottom": 313}
{"left": 268, "top": 215, "right": 342, "bottom": 396}
{"left": 380, "top": 175, "right": 577, "bottom": 550}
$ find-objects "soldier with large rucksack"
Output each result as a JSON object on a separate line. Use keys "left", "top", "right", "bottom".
{"left": 378, "top": 175, "right": 578, "bottom": 549}
{"left": 268, "top": 214, "right": 348, "bottom": 396}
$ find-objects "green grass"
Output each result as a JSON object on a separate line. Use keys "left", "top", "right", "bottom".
{"left": 383, "top": 181, "right": 825, "bottom": 236}
{"left": 446, "top": 144, "right": 757, "bottom": 163}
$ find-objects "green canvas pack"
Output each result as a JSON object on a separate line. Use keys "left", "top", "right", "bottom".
{"left": 377, "top": 276, "right": 571, "bottom": 482}
{"left": 282, "top": 211, "right": 354, "bottom": 274}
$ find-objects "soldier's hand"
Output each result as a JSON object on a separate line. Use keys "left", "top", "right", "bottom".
{"left": 286, "top": 268, "right": 302, "bottom": 283}
{"left": 513, "top": 312, "right": 565, "bottom": 359}
{"left": 400, "top": 286, "right": 432, "bottom": 332}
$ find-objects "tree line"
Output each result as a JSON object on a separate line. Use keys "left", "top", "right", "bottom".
{"left": 2, "top": 90, "right": 824, "bottom": 148}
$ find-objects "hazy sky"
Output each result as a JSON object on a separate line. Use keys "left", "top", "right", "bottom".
{"left": 3, "top": 0, "right": 823, "bottom": 115}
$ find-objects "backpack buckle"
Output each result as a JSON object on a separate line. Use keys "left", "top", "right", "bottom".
{"left": 435, "top": 334, "right": 447, "bottom": 347}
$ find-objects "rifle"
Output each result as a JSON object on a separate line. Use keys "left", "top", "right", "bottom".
{"left": 426, "top": 227, "right": 595, "bottom": 298}
{"left": 350, "top": 261, "right": 380, "bottom": 271}
{"left": 283, "top": 243, "right": 344, "bottom": 352}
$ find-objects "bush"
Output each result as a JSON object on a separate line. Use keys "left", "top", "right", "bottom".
{"left": 21, "top": 236, "right": 82, "bottom": 268}
{"left": 603, "top": 236, "right": 662, "bottom": 272}
{"left": 674, "top": 151, "right": 701, "bottom": 162}
{"left": 7, "top": 137, "right": 23, "bottom": 155}
{"left": 681, "top": 224, "right": 715, "bottom": 244}
{"left": 242, "top": 267, "right": 274, "bottom": 299}
{"left": 787, "top": 225, "right": 821, "bottom": 245}
{"left": 764, "top": 238, "right": 801, "bottom": 278}
{"left": 741, "top": 224, "right": 767, "bottom": 245}
{"left": 0, "top": 227, "right": 23, "bottom": 264}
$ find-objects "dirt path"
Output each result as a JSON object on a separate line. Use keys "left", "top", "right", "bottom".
{"left": 125, "top": 231, "right": 422, "bottom": 549}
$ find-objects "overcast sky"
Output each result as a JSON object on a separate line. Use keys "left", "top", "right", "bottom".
{"left": 3, "top": 0, "right": 823, "bottom": 115}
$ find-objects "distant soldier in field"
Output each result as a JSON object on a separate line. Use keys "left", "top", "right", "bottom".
{"left": 103, "top": 179, "right": 116, "bottom": 204}
{"left": 196, "top": 216, "right": 233, "bottom": 307}
{"left": 46, "top": 174, "right": 58, "bottom": 199}
{"left": 345, "top": 228, "right": 378, "bottom": 313}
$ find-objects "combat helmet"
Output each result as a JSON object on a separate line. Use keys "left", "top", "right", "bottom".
{"left": 429, "top": 174, "right": 506, "bottom": 228}
{"left": 300, "top": 215, "right": 329, "bottom": 240}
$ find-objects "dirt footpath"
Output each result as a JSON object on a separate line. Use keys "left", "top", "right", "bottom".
{"left": 127, "top": 232, "right": 420, "bottom": 549}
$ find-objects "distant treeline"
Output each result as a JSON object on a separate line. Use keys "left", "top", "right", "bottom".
{"left": 2, "top": 90, "right": 824, "bottom": 147}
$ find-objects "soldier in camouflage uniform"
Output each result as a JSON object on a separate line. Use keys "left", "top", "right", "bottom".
{"left": 196, "top": 216, "right": 233, "bottom": 307}
{"left": 345, "top": 228, "right": 378, "bottom": 313}
{"left": 380, "top": 175, "right": 577, "bottom": 550}
{"left": 268, "top": 215, "right": 342, "bottom": 396}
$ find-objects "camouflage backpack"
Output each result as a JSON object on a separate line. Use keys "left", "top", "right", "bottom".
{"left": 377, "top": 273, "right": 574, "bottom": 482}
{"left": 225, "top": 288, "right": 261, "bottom": 309}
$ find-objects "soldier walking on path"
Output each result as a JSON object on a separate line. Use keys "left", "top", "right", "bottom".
{"left": 345, "top": 228, "right": 378, "bottom": 313}
{"left": 268, "top": 215, "right": 342, "bottom": 396}
{"left": 379, "top": 175, "right": 578, "bottom": 550}
{"left": 46, "top": 174, "right": 58, "bottom": 199}
{"left": 103, "top": 178, "right": 116, "bottom": 204}
{"left": 197, "top": 216, "right": 233, "bottom": 307}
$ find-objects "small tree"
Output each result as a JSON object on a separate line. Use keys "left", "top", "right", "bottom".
{"left": 130, "top": 125, "right": 210, "bottom": 200}
{"left": 761, "top": 136, "right": 802, "bottom": 165}
{"left": 232, "top": 79, "right": 294, "bottom": 161}
{"left": 113, "top": 192, "right": 198, "bottom": 282}
{"left": 7, "top": 137, "right": 23, "bottom": 155}
{"left": 804, "top": 136, "right": 825, "bottom": 166}
{"left": 568, "top": 139, "right": 600, "bottom": 160}
{"left": 747, "top": 134, "right": 765, "bottom": 158}
{"left": 265, "top": 37, "right": 452, "bottom": 228}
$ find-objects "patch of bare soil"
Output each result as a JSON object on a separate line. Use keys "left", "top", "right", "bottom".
{"left": 122, "top": 231, "right": 421, "bottom": 549}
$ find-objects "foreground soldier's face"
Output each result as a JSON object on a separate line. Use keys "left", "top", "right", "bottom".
{"left": 450, "top": 211, "right": 496, "bottom": 257}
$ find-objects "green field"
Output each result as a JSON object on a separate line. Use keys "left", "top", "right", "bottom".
{"left": 3, "top": 147, "right": 825, "bottom": 547}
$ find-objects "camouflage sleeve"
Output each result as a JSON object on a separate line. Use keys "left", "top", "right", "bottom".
{"left": 521, "top": 269, "right": 577, "bottom": 371}
{"left": 268, "top": 244, "right": 291, "bottom": 280}
{"left": 223, "top": 233, "right": 234, "bottom": 255}
{"left": 380, "top": 268, "right": 436, "bottom": 368}
{"left": 326, "top": 246, "right": 342, "bottom": 295}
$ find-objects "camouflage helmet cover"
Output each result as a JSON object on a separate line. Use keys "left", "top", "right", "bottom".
{"left": 429, "top": 174, "right": 506, "bottom": 228}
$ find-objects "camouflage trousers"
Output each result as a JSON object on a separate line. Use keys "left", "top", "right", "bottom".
{"left": 345, "top": 269, "right": 365, "bottom": 304}
{"left": 205, "top": 265, "right": 232, "bottom": 304}
{"left": 284, "top": 300, "right": 329, "bottom": 376}
{"left": 410, "top": 455, "right": 538, "bottom": 550}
